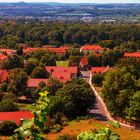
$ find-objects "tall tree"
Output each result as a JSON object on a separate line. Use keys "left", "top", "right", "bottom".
{"left": 1, "top": 54, "right": 24, "bottom": 70}
{"left": 31, "top": 66, "right": 50, "bottom": 78}
{"left": 8, "top": 68, "right": 28, "bottom": 95}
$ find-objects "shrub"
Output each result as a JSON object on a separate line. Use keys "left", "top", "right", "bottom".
{"left": 51, "top": 124, "right": 62, "bottom": 133}
{"left": 92, "top": 73, "right": 105, "bottom": 86}
{"left": 2, "top": 93, "right": 17, "bottom": 102}
{"left": 57, "top": 135, "right": 69, "bottom": 140}
{"left": 0, "top": 93, "right": 19, "bottom": 112}
{"left": 57, "top": 134, "right": 77, "bottom": 140}
{"left": 77, "top": 127, "right": 120, "bottom": 140}
{"left": 0, "top": 99, "right": 19, "bottom": 112}
{"left": 0, "top": 121, "right": 18, "bottom": 136}
{"left": 76, "top": 115, "right": 91, "bottom": 121}
{"left": 54, "top": 113, "right": 63, "bottom": 125}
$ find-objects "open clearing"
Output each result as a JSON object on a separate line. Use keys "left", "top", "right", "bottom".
{"left": 56, "top": 61, "right": 69, "bottom": 67}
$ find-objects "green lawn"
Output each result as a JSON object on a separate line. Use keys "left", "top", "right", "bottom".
{"left": 56, "top": 61, "right": 69, "bottom": 67}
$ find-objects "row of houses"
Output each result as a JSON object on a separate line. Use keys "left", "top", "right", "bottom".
{"left": 1, "top": 45, "right": 140, "bottom": 61}
{"left": 0, "top": 65, "right": 111, "bottom": 124}
{"left": 0, "top": 66, "right": 110, "bottom": 88}
{"left": 0, "top": 66, "right": 78, "bottom": 86}
{"left": 23, "top": 45, "right": 70, "bottom": 55}
{"left": 0, "top": 44, "right": 140, "bottom": 124}
{"left": 23, "top": 45, "right": 105, "bottom": 55}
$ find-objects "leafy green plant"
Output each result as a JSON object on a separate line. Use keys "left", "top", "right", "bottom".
{"left": 108, "top": 121, "right": 120, "bottom": 129}
{"left": 57, "top": 134, "right": 77, "bottom": 140}
{"left": 77, "top": 127, "right": 120, "bottom": 140}
{"left": 10, "top": 91, "right": 49, "bottom": 140}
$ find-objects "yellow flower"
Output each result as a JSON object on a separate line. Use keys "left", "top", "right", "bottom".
{"left": 39, "top": 91, "right": 49, "bottom": 97}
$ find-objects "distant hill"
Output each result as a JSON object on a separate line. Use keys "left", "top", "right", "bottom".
{"left": 0, "top": 2, "right": 139, "bottom": 21}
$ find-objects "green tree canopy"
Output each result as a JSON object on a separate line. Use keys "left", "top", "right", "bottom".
{"left": 8, "top": 68, "right": 28, "bottom": 95}
{"left": 49, "top": 79, "right": 95, "bottom": 119}
{"left": 1, "top": 54, "right": 24, "bottom": 70}
{"left": 24, "top": 58, "right": 39, "bottom": 75}
{"left": 102, "top": 66, "right": 138, "bottom": 118}
{"left": 31, "top": 66, "right": 50, "bottom": 78}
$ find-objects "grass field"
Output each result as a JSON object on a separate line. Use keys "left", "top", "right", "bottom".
{"left": 56, "top": 61, "right": 69, "bottom": 67}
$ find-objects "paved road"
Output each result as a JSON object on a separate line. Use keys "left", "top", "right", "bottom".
{"left": 90, "top": 97, "right": 108, "bottom": 121}
{"left": 84, "top": 71, "right": 136, "bottom": 129}
{"left": 81, "top": 71, "right": 109, "bottom": 121}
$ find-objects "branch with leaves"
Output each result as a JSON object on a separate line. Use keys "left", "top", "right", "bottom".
{"left": 10, "top": 91, "right": 49, "bottom": 140}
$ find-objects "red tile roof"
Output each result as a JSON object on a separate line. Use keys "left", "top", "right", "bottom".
{"left": 46, "top": 66, "right": 78, "bottom": 74}
{"left": 0, "top": 70, "right": 8, "bottom": 83}
{"left": 0, "top": 54, "right": 7, "bottom": 60}
{"left": 124, "top": 52, "right": 140, "bottom": 58}
{"left": 91, "top": 66, "right": 109, "bottom": 74}
{"left": 0, "top": 111, "right": 33, "bottom": 124}
{"left": 45, "top": 47, "right": 68, "bottom": 54}
{"left": 80, "top": 45, "right": 104, "bottom": 51}
{"left": 24, "top": 46, "right": 69, "bottom": 54}
{"left": 0, "top": 49, "right": 15, "bottom": 55}
{"left": 46, "top": 66, "right": 78, "bottom": 82}
{"left": 80, "top": 57, "right": 88, "bottom": 67}
{"left": 28, "top": 78, "right": 48, "bottom": 88}
{"left": 51, "top": 72, "right": 71, "bottom": 83}
{"left": 23, "top": 48, "right": 39, "bottom": 54}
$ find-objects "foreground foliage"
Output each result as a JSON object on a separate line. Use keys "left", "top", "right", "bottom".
{"left": 77, "top": 127, "right": 120, "bottom": 140}
{"left": 10, "top": 91, "right": 49, "bottom": 140}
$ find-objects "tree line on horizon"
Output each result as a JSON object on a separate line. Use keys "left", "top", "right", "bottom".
{"left": 0, "top": 22, "right": 139, "bottom": 52}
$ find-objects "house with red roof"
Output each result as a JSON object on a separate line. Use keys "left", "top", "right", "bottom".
{"left": 24, "top": 46, "right": 69, "bottom": 55}
{"left": 51, "top": 71, "right": 71, "bottom": 83}
{"left": 0, "top": 70, "right": 8, "bottom": 84}
{"left": 0, "top": 54, "right": 7, "bottom": 61}
{"left": 0, "top": 111, "right": 33, "bottom": 124}
{"left": 27, "top": 78, "right": 48, "bottom": 88}
{"left": 45, "top": 47, "right": 69, "bottom": 54}
{"left": 80, "top": 45, "right": 104, "bottom": 54}
{"left": 23, "top": 47, "right": 39, "bottom": 54}
{"left": 0, "top": 49, "right": 16, "bottom": 55}
{"left": 124, "top": 52, "right": 140, "bottom": 59}
{"left": 45, "top": 66, "right": 78, "bottom": 82}
{"left": 79, "top": 57, "right": 90, "bottom": 70}
{"left": 91, "top": 66, "right": 109, "bottom": 75}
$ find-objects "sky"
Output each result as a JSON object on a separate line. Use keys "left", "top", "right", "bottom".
{"left": 1, "top": 0, "right": 140, "bottom": 3}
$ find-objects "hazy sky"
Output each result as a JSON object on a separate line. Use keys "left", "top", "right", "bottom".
{"left": 1, "top": 0, "right": 140, "bottom": 3}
